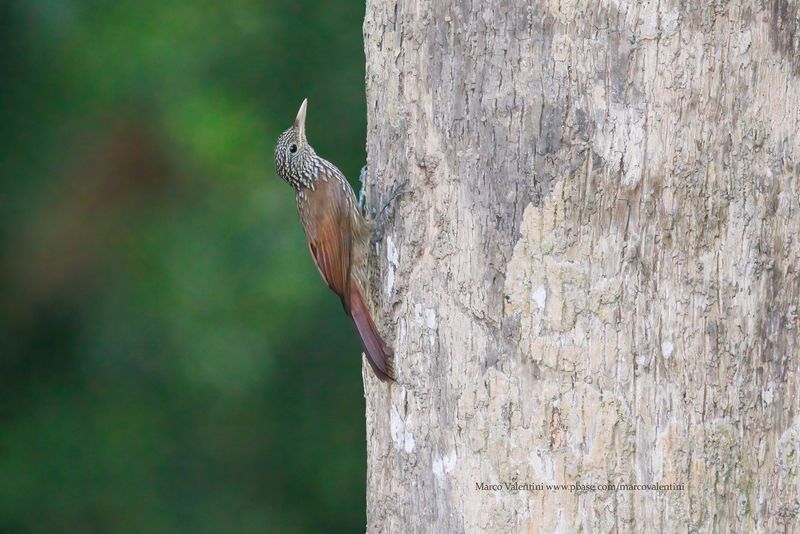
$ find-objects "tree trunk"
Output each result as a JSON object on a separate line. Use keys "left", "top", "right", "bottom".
{"left": 362, "top": 0, "right": 799, "bottom": 532}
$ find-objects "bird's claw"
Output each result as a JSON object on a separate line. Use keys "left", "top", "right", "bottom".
{"left": 375, "top": 180, "right": 408, "bottom": 220}
{"left": 371, "top": 180, "right": 409, "bottom": 244}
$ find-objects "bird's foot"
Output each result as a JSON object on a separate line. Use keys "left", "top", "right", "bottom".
{"left": 375, "top": 180, "right": 408, "bottom": 220}
{"left": 371, "top": 180, "right": 408, "bottom": 244}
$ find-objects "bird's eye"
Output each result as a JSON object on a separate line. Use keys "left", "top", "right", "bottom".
{"left": 289, "top": 144, "right": 298, "bottom": 153}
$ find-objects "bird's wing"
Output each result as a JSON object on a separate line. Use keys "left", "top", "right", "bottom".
{"left": 305, "top": 180, "right": 353, "bottom": 307}
{"left": 302, "top": 174, "right": 395, "bottom": 381}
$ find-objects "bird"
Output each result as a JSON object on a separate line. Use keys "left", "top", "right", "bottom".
{"left": 274, "top": 98, "right": 395, "bottom": 382}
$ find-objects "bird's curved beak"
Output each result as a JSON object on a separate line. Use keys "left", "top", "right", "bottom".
{"left": 294, "top": 98, "right": 308, "bottom": 140}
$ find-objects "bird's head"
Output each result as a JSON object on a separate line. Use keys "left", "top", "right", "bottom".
{"left": 275, "top": 98, "right": 317, "bottom": 189}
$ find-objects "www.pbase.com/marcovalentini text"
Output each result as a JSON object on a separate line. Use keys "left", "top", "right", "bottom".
{"left": 475, "top": 481, "right": 685, "bottom": 492}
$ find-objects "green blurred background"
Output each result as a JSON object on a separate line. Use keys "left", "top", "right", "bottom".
{"left": 1, "top": 1, "right": 370, "bottom": 531}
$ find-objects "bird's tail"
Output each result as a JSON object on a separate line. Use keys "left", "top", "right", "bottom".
{"left": 349, "top": 282, "right": 395, "bottom": 382}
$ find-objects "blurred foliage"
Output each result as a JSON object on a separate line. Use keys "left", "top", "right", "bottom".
{"left": 0, "top": 1, "right": 371, "bottom": 531}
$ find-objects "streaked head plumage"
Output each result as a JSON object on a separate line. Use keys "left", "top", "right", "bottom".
{"left": 275, "top": 98, "right": 316, "bottom": 189}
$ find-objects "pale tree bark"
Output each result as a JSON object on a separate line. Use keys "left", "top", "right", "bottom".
{"left": 362, "top": 0, "right": 799, "bottom": 532}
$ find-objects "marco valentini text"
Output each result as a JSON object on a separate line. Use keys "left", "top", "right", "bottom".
{"left": 475, "top": 481, "right": 685, "bottom": 492}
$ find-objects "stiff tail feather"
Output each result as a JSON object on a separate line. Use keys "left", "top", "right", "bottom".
{"left": 348, "top": 282, "right": 395, "bottom": 382}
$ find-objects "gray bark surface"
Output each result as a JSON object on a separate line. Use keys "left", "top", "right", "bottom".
{"left": 363, "top": 1, "right": 799, "bottom": 532}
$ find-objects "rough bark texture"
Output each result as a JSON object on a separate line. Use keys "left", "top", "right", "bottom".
{"left": 362, "top": 1, "right": 799, "bottom": 532}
